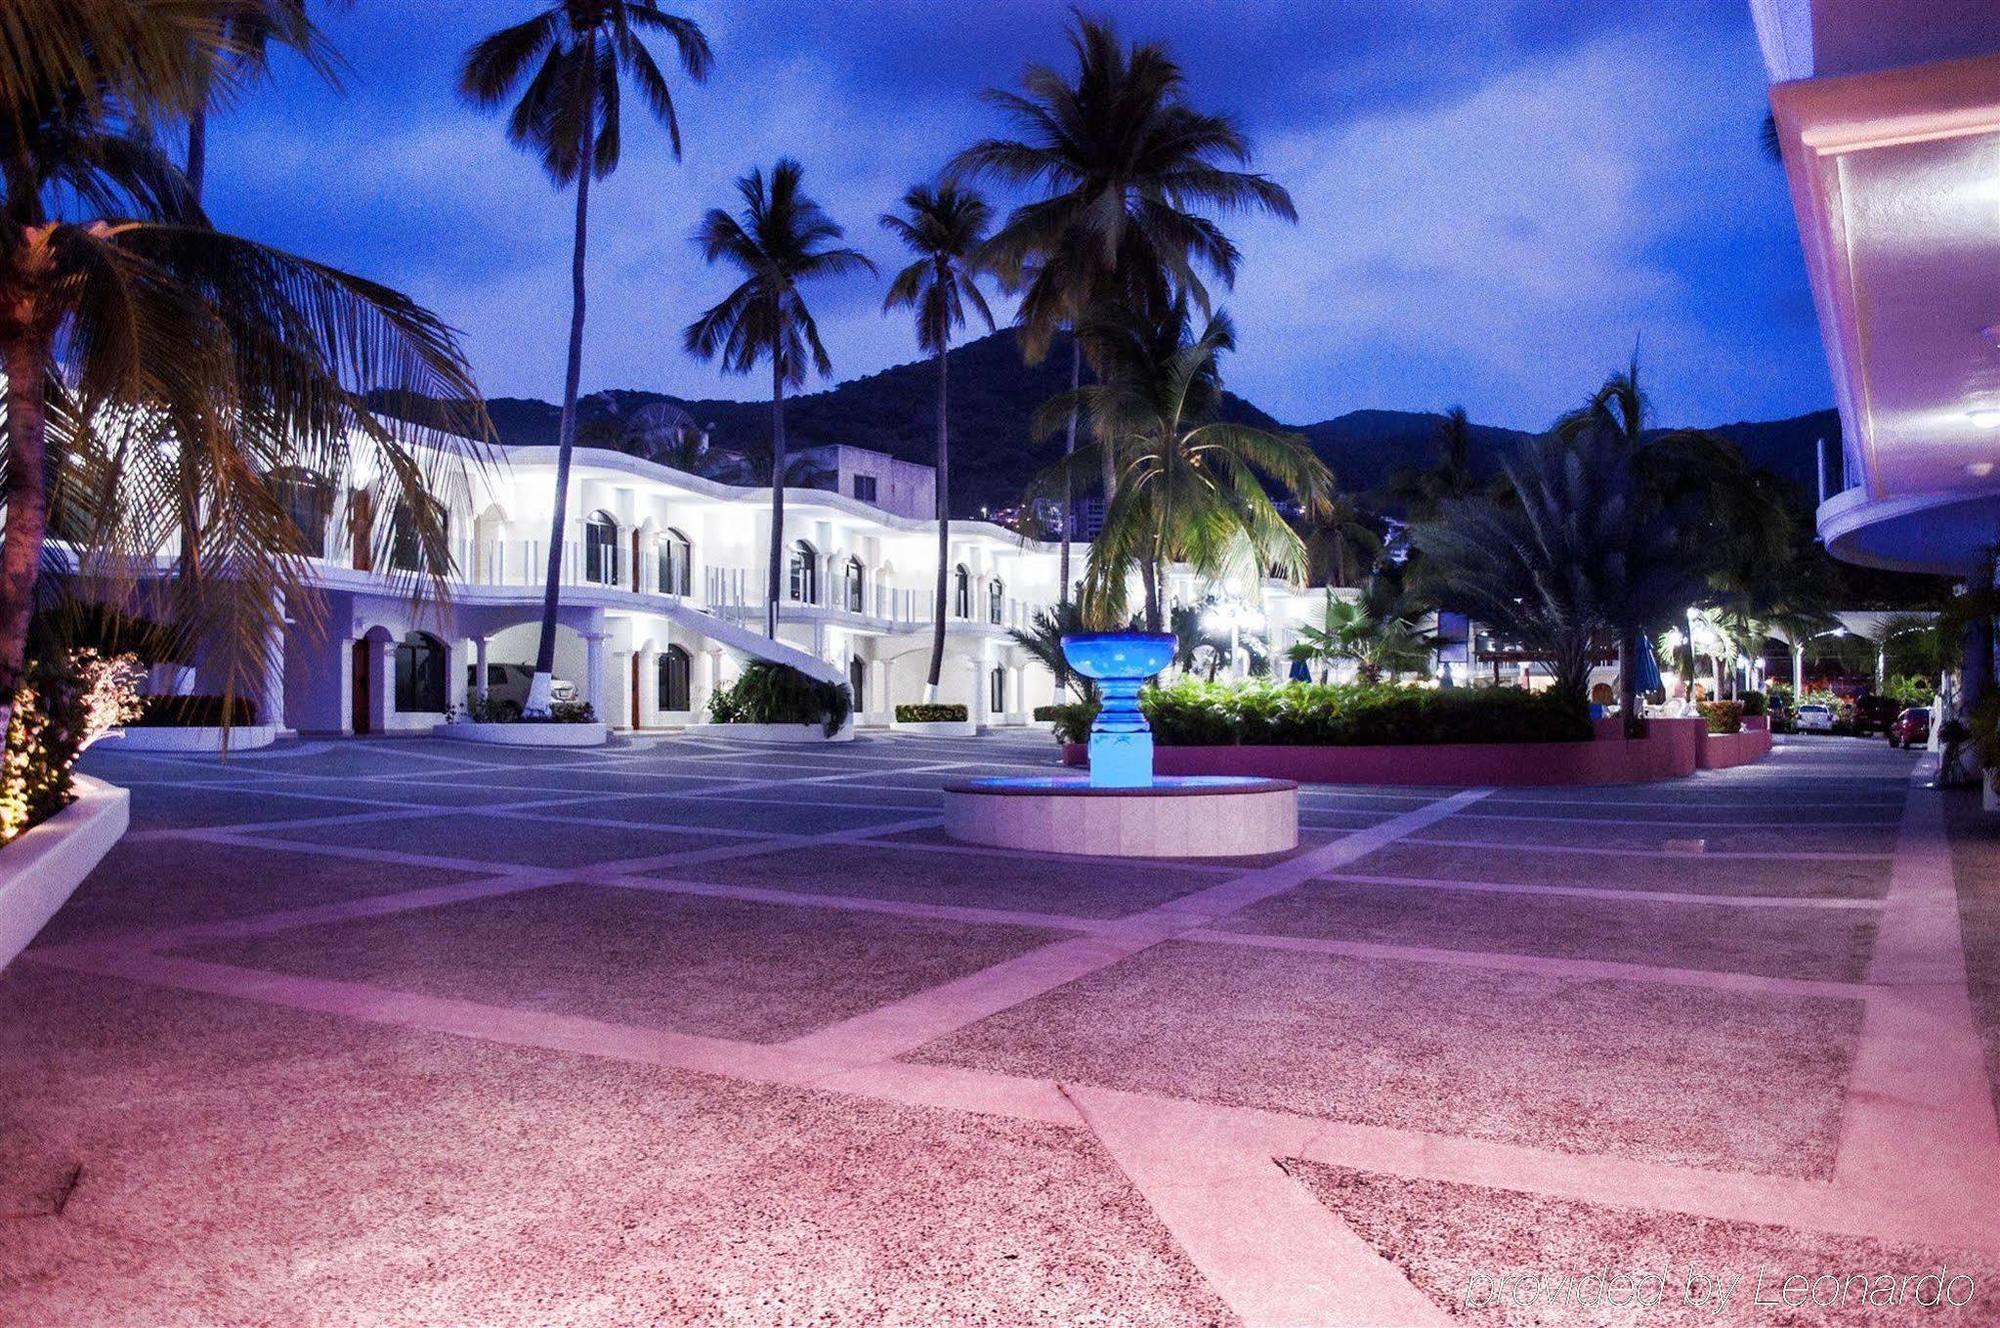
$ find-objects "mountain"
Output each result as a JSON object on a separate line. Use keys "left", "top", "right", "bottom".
{"left": 428, "top": 329, "right": 1840, "bottom": 517}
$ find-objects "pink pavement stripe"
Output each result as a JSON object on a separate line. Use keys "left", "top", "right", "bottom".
{"left": 777, "top": 791, "right": 1495, "bottom": 1065}
{"left": 39, "top": 872, "right": 563, "bottom": 955}
{"left": 1834, "top": 767, "right": 2000, "bottom": 1225}
{"left": 805, "top": 1057, "right": 1079, "bottom": 1127}
{"left": 587, "top": 871, "right": 1130, "bottom": 937}
{"left": 1317, "top": 871, "right": 1886, "bottom": 910}
{"left": 1067, "top": 1084, "right": 1455, "bottom": 1328}
{"left": 780, "top": 934, "right": 1164, "bottom": 1064}
{"left": 1177, "top": 927, "right": 1872, "bottom": 1000}
{"left": 184, "top": 829, "right": 566, "bottom": 876}
{"left": 832, "top": 834, "right": 1238, "bottom": 876}
{"left": 595, "top": 815, "right": 948, "bottom": 874}
{"left": 683, "top": 759, "right": 980, "bottom": 799}
{"left": 1451, "top": 809, "right": 1902, "bottom": 829}
{"left": 1412, "top": 835, "right": 1891, "bottom": 861}
{"left": 470, "top": 807, "right": 789, "bottom": 841}
{"left": 1132, "top": 787, "right": 1495, "bottom": 929}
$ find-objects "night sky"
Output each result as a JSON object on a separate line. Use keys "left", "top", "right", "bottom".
{"left": 199, "top": 0, "right": 1832, "bottom": 431}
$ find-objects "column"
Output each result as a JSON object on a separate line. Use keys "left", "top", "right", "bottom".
{"left": 473, "top": 636, "right": 490, "bottom": 700}
{"left": 370, "top": 634, "right": 393, "bottom": 732}
{"left": 703, "top": 648, "right": 725, "bottom": 716}
{"left": 968, "top": 654, "right": 986, "bottom": 729}
{"left": 636, "top": 645, "right": 656, "bottom": 729}
{"left": 585, "top": 632, "right": 608, "bottom": 713}
{"left": 260, "top": 613, "right": 287, "bottom": 732}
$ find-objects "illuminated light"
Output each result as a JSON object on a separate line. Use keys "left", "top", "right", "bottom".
{"left": 1985, "top": 323, "right": 2000, "bottom": 350}
{"left": 1970, "top": 409, "right": 2000, "bottom": 428}
{"left": 1971, "top": 461, "right": 1997, "bottom": 477}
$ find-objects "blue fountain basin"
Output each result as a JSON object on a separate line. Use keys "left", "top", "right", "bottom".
{"left": 1060, "top": 631, "right": 1177, "bottom": 681}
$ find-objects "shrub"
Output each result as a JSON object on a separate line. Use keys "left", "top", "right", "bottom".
{"left": 708, "top": 662, "right": 850, "bottom": 737}
{"left": 1699, "top": 700, "right": 1744, "bottom": 734}
{"left": 1044, "top": 701, "right": 1099, "bottom": 746}
{"left": 1739, "top": 691, "right": 1767, "bottom": 717}
{"left": 451, "top": 695, "right": 594, "bottom": 724}
{"left": 3, "top": 650, "right": 143, "bottom": 844}
{"left": 131, "top": 694, "right": 257, "bottom": 727}
{"left": 1030, "top": 705, "right": 1062, "bottom": 723}
{"left": 895, "top": 704, "right": 967, "bottom": 724}
{"left": 1047, "top": 681, "right": 1591, "bottom": 748}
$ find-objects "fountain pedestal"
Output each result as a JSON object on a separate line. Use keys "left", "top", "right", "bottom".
{"left": 940, "top": 631, "right": 1297, "bottom": 859}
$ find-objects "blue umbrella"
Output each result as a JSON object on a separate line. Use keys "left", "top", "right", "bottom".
{"left": 1288, "top": 656, "right": 1311, "bottom": 683}
{"left": 1632, "top": 635, "right": 1664, "bottom": 695}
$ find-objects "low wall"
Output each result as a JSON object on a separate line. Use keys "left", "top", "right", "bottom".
{"left": 113, "top": 724, "right": 276, "bottom": 753}
{"left": 1057, "top": 715, "right": 1735, "bottom": 787}
{"left": 0, "top": 775, "right": 129, "bottom": 971}
{"left": 439, "top": 721, "right": 608, "bottom": 748}
{"left": 1697, "top": 725, "right": 1773, "bottom": 770}
{"left": 892, "top": 719, "right": 978, "bottom": 737}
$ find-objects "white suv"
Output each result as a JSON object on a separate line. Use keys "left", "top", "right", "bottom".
{"left": 1795, "top": 703, "right": 1835, "bottom": 732}
{"left": 467, "top": 663, "right": 578, "bottom": 714}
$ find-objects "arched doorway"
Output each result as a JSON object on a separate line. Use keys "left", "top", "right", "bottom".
{"left": 585, "top": 510, "right": 620, "bottom": 585}
{"left": 658, "top": 528, "right": 692, "bottom": 596}
{"left": 394, "top": 632, "right": 448, "bottom": 713}
{"left": 990, "top": 665, "right": 1006, "bottom": 716}
{"left": 953, "top": 565, "right": 970, "bottom": 618}
{"left": 849, "top": 656, "right": 865, "bottom": 711}
{"left": 658, "top": 645, "right": 692, "bottom": 713}
{"left": 789, "top": 540, "right": 818, "bottom": 604}
{"left": 350, "top": 639, "right": 372, "bottom": 733}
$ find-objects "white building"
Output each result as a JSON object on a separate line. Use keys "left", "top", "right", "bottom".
{"left": 200, "top": 436, "right": 1319, "bottom": 738}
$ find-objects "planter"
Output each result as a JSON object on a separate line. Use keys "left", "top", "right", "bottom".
{"left": 112, "top": 724, "right": 276, "bottom": 753}
{"left": 439, "top": 721, "right": 608, "bottom": 748}
{"left": 1059, "top": 717, "right": 1729, "bottom": 787}
{"left": 892, "top": 719, "right": 978, "bottom": 737}
{"left": 1697, "top": 725, "right": 1773, "bottom": 770}
{"left": 688, "top": 721, "right": 854, "bottom": 743}
{"left": 1743, "top": 715, "right": 1771, "bottom": 732}
{"left": 0, "top": 775, "right": 129, "bottom": 971}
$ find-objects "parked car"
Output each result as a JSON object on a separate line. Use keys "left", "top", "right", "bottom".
{"left": 1888, "top": 706, "right": 1931, "bottom": 749}
{"left": 466, "top": 663, "right": 578, "bottom": 717}
{"left": 1795, "top": 702, "right": 1835, "bottom": 733}
{"left": 1853, "top": 694, "right": 1902, "bottom": 737}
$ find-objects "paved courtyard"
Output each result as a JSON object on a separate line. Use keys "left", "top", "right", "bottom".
{"left": 4, "top": 731, "right": 1999, "bottom": 1324}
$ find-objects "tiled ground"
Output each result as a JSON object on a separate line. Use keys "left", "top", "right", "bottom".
{"left": 3, "top": 729, "right": 1995, "bottom": 1326}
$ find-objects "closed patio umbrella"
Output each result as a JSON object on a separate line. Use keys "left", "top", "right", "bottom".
{"left": 1632, "top": 634, "right": 1664, "bottom": 696}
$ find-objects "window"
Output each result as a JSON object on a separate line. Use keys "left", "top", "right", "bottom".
{"left": 988, "top": 578, "right": 1004, "bottom": 625}
{"left": 789, "top": 540, "right": 818, "bottom": 603}
{"left": 584, "top": 510, "right": 619, "bottom": 585}
{"left": 953, "top": 565, "right": 970, "bottom": 618}
{"left": 990, "top": 666, "right": 1006, "bottom": 715}
{"left": 844, "top": 556, "right": 865, "bottom": 612}
{"left": 657, "top": 528, "right": 691, "bottom": 596}
{"left": 393, "top": 633, "right": 446, "bottom": 712}
{"left": 272, "top": 471, "right": 330, "bottom": 558}
{"left": 849, "top": 656, "right": 865, "bottom": 708}
{"left": 657, "top": 646, "right": 692, "bottom": 712}
{"left": 388, "top": 501, "right": 438, "bottom": 573}
{"left": 852, "top": 475, "right": 878, "bottom": 503}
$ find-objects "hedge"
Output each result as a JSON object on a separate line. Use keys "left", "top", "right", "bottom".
{"left": 1045, "top": 680, "right": 1592, "bottom": 748}
{"left": 132, "top": 695, "right": 256, "bottom": 727}
{"left": 895, "top": 703, "right": 967, "bottom": 723}
{"left": 708, "top": 661, "right": 850, "bottom": 737}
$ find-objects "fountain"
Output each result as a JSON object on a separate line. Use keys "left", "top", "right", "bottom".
{"left": 942, "top": 631, "right": 1298, "bottom": 858}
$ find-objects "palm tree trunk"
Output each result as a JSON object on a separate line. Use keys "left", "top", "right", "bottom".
{"left": 925, "top": 343, "right": 949, "bottom": 697}
{"left": 527, "top": 71, "right": 595, "bottom": 715}
{"left": 765, "top": 355, "right": 786, "bottom": 638}
{"left": 1058, "top": 334, "right": 1078, "bottom": 610}
{"left": 186, "top": 108, "right": 207, "bottom": 203}
{"left": 0, "top": 329, "right": 52, "bottom": 739}
{"left": 1620, "top": 624, "right": 1642, "bottom": 738}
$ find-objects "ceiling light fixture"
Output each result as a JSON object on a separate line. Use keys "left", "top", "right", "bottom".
{"left": 1970, "top": 408, "right": 2000, "bottom": 428}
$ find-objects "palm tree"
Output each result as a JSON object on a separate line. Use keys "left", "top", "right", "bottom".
{"left": 461, "top": 0, "right": 710, "bottom": 713}
{"left": 684, "top": 159, "right": 875, "bottom": 636}
{"left": 1008, "top": 600, "right": 1095, "bottom": 703}
{"left": 1414, "top": 431, "right": 1700, "bottom": 716}
{"left": 1300, "top": 490, "right": 1382, "bottom": 588}
{"left": 183, "top": 2, "right": 341, "bottom": 202}
{"left": 1288, "top": 580, "right": 1430, "bottom": 684}
{"left": 948, "top": 11, "right": 1295, "bottom": 585}
{"left": 881, "top": 183, "right": 995, "bottom": 700}
{"left": 1036, "top": 305, "right": 1332, "bottom": 630}
{"left": 0, "top": 3, "right": 487, "bottom": 738}
{"left": 1386, "top": 406, "right": 1482, "bottom": 521}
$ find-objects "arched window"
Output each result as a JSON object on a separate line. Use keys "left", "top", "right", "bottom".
{"left": 584, "top": 510, "right": 619, "bottom": 585}
{"left": 990, "top": 665, "right": 1007, "bottom": 715}
{"left": 988, "top": 577, "right": 1005, "bottom": 625}
{"left": 953, "top": 565, "right": 970, "bottom": 618}
{"left": 844, "top": 556, "right": 865, "bottom": 612}
{"left": 657, "top": 528, "right": 692, "bottom": 596}
{"left": 657, "top": 645, "right": 692, "bottom": 712}
{"left": 789, "top": 540, "right": 818, "bottom": 603}
{"left": 393, "top": 633, "right": 447, "bottom": 712}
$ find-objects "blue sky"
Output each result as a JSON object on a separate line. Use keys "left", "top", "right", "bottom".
{"left": 201, "top": 0, "right": 1833, "bottom": 431}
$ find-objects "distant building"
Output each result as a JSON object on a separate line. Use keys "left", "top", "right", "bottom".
{"left": 795, "top": 445, "right": 935, "bottom": 521}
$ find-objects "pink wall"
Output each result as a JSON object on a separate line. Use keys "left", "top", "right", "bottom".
{"left": 1057, "top": 715, "right": 1756, "bottom": 787}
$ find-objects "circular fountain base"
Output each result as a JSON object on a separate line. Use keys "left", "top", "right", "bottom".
{"left": 942, "top": 776, "right": 1298, "bottom": 858}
